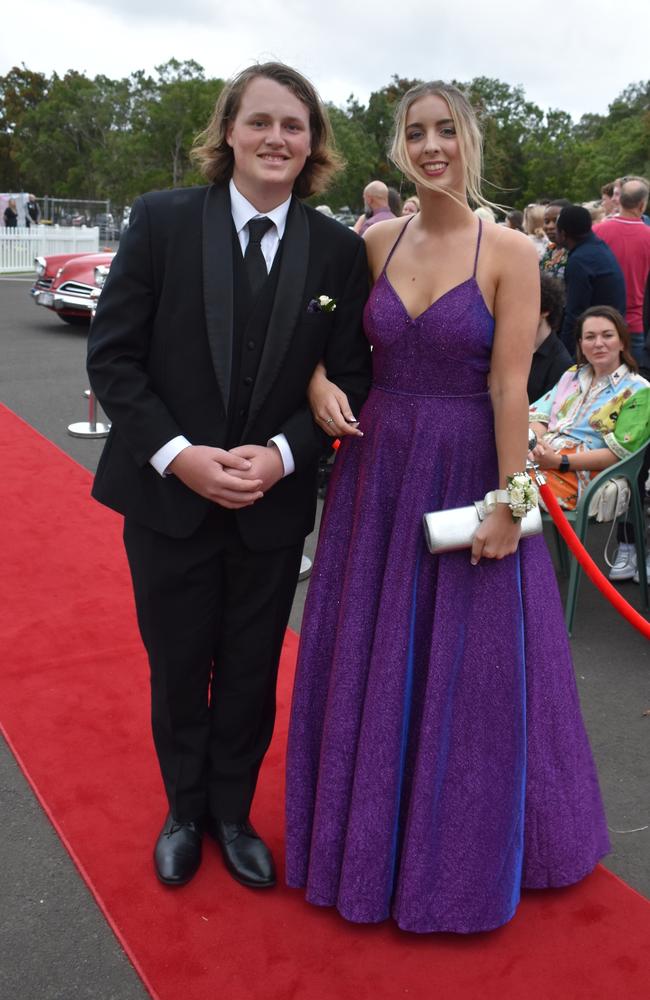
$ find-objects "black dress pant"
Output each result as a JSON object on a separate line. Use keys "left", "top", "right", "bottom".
{"left": 123, "top": 507, "right": 303, "bottom": 823}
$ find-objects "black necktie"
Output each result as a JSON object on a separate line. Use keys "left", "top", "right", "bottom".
{"left": 244, "top": 217, "right": 273, "bottom": 296}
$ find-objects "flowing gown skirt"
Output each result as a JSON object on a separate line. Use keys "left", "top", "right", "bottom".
{"left": 285, "top": 268, "right": 610, "bottom": 934}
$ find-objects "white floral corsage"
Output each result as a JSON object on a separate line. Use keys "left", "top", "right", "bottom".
{"left": 307, "top": 294, "right": 337, "bottom": 314}
{"left": 506, "top": 472, "right": 538, "bottom": 521}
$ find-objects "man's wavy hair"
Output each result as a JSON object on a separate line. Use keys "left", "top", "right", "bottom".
{"left": 191, "top": 62, "right": 343, "bottom": 199}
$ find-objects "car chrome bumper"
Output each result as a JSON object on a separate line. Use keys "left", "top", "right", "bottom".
{"left": 32, "top": 288, "right": 98, "bottom": 312}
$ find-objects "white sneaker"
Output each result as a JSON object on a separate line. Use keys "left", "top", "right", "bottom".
{"left": 632, "top": 554, "right": 650, "bottom": 584}
{"left": 608, "top": 542, "right": 637, "bottom": 581}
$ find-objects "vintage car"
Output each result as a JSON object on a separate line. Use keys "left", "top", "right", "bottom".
{"left": 31, "top": 250, "right": 114, "bottom": 325}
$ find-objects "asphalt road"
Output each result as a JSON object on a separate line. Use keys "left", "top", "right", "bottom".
{"left": 1, "top": 275, "right": 649, "bottom": 999}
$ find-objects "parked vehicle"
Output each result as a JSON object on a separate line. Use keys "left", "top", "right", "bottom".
{"left": 31, "top": 250, "right": 114, "bottom": 325}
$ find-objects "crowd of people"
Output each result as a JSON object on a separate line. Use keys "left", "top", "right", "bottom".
{"left": 86, "top": 62, "right": 646, "bottom": 940}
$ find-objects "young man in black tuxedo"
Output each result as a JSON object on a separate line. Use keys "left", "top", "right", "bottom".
{"left": 87, "top": 63, "right": 371, "bottom": 889}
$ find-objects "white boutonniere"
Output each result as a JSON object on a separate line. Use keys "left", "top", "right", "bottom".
{"left": 307, "top": 294, "right": 337, "bottom": 314}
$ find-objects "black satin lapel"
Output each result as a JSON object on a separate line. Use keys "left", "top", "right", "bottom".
{"left": 202, "top": 185, "right": 233, "bottom": 413}
{"left": 243, "top": 197, "right": 310, "bottom": 436}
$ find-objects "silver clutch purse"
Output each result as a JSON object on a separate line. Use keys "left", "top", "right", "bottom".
{"left": 423, "top": 499, "right": 543, "bottom": 555}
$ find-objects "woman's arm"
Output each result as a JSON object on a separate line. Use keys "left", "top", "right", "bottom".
{"left": 307, "top": 362, "right": 363, "bottom": 438}
{"left": 305, "top": 221, "right": 405, "bottom": 437}
{"left": 533, "top": 443, "right": 618, "bottom": 472}
{"left": 472, "top": 229, "right": 540, "bottom": 564}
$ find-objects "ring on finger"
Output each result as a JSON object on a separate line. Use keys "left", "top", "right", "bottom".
{"left": 325, "top": 417, "right": 334, "bottom": 424}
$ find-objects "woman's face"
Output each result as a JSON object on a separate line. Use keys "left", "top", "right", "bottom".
{"left": 579, "top": 316, "right": 623, "bottom": 376}
{"left": 402, "top": 199, "right": 418, "bottom": 216}
{"left": 404, "top": 94, "right": 462, "bottom": 194}
{"left": 543, "top": 206, "right": 561, "bottom": 242}
{"left": 601, "top": 192, "right": 615, "bottom": 215}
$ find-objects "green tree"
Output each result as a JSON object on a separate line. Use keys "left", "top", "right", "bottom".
{"left": 462, "top": 77, "right": 544, "bottom": 207}
{"left": 135, "top": 60, "right": 223, "bottom": 190}
{"left": 12, "top": 70, "right": 118, "bottom": 197}
{"left": 520, "top": 109, "right": 580, "bottom": 204}
{"left": 3, "top": 65, "right": 648, "bottom": 221}
{"left": 570, "top": 81, "right": 650, "bottom": 199}
{"left": 322, "top": 103, "right": 380, "bottom": 211}
{"left": 0, "top": 65, "right": 48, "bottom": 190}
{"left": 363, "top": 76, "right": 422, "bottom": 190}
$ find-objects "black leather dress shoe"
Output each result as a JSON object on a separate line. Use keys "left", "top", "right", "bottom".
{"left": 209, "top": 819, "right": 276, "bottom": 888}
{"left": 154, "top": 813, "right": 203, "bottom": 886}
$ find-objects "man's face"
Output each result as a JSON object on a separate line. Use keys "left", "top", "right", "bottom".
{"left": 543, "top": 206, "right": 561, "bottom": 242}
{"left": 227, "top": 76, "right": 312, "bottom": 205}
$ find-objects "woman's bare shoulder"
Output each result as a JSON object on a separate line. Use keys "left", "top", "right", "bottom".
{"left": 484, "top": 223, "right": 539, "bottom": 271}
{"left": 364, "top": 217, "right": 410, "bottom": 277}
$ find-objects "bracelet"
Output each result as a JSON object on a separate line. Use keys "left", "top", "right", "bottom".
{"left": 484, "top": 472, "right": 539, "bottom": 522}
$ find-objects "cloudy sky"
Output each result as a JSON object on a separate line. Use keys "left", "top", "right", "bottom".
{"left": 3, "top": 0, "right": 648, "bottom": 120}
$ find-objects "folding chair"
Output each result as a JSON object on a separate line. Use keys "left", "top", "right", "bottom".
{"left": 542, "top": 442, "right": 649, "bottom": 635}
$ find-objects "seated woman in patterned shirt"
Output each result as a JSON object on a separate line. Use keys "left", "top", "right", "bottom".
{"left": 529, "top": 306, "right": 650, "bottom": 510}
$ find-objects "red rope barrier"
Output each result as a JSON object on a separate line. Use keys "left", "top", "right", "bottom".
{"left": 539, "top": 481, "right": 650, "bottom": 640}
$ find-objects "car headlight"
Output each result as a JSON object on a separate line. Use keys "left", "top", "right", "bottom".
{"left": 34, "top": 256, "right": 46, "bottom": 277}
{"left": 94, "top": 264, "right": 110, "bottom": 288}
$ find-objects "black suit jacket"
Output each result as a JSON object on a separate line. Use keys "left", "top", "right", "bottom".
{"left": 87, "top": 184, "right": 371, "bottom": 548}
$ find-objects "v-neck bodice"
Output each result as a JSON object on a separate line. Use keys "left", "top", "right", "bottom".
{"left": 363, "top": 217, "right": 495, "bottom": 398}
{"left": 364, "top": 268, "right": 495, "bottom": 398}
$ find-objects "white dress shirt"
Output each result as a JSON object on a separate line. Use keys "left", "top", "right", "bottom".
{"left": 150, "top": 179, "right": 295, "bottom": 478}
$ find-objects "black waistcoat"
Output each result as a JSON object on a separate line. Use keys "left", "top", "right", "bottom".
{"left": 226, "top": 227, "right": 283, "bottom": 448}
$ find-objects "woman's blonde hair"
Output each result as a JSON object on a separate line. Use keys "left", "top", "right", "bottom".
{"left": 191, "top": 62, "right": 343, "bottom": 199}
{"left": 389, "top": 81, "right": 494, "bottom": 211}
{"left": 524, "top": 203, "right": 546, "bottom": 238}
{"left": 401, "top": 194, "right": 420, "bottom": 214}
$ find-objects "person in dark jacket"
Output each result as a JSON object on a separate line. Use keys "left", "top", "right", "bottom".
{"left": 556, "top": 205, "right": 625, "bottom": 354}
{"left": 3, "top": 198, "right": 18, "bottom": 227}
{"left": 87, "top": 62, "right": 371, "bottom": 891}
{"left": 25, "top": 194, "right": 40, "bottom": 227}
{"left": 528, "top": 273, "right": 572, "bottom": 402}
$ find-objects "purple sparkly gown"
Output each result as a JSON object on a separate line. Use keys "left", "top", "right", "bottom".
{"left": 285, "top": 220, "right": 609, "bottom": 934}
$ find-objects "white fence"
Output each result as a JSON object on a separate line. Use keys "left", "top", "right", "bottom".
{"left": 0, "top": 227, "right": 100, "bottom": 274}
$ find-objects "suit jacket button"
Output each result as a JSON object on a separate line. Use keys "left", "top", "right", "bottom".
{"left": 239, "top": 408, "right": 246, "bottom": 417}
{"left": 247, "top": 340, "right": 256, "bottom": 350}
{"left": 244, "top": 376, "right": 253, "bottom": 386}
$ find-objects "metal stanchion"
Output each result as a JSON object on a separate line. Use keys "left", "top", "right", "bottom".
{"left": 67, "top": 387, "right": 111, "bottom": 438}
{"left": 67, "top": 298, "right": 111, "bottom": 438}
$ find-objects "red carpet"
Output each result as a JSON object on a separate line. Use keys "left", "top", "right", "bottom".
{"left": 1, "top": 401, "right": 649, "bottom": 1000}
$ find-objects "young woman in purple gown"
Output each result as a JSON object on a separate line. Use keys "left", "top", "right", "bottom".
{"left": 285, "top": 82, "right": 609, "bottom": 934}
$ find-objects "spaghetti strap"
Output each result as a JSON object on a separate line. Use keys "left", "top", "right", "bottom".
{"left": 472, "top": 218, "right": 483, "bottom": 278}
{"left": 380, "top": 216, "right": 415, "bottom": 276}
